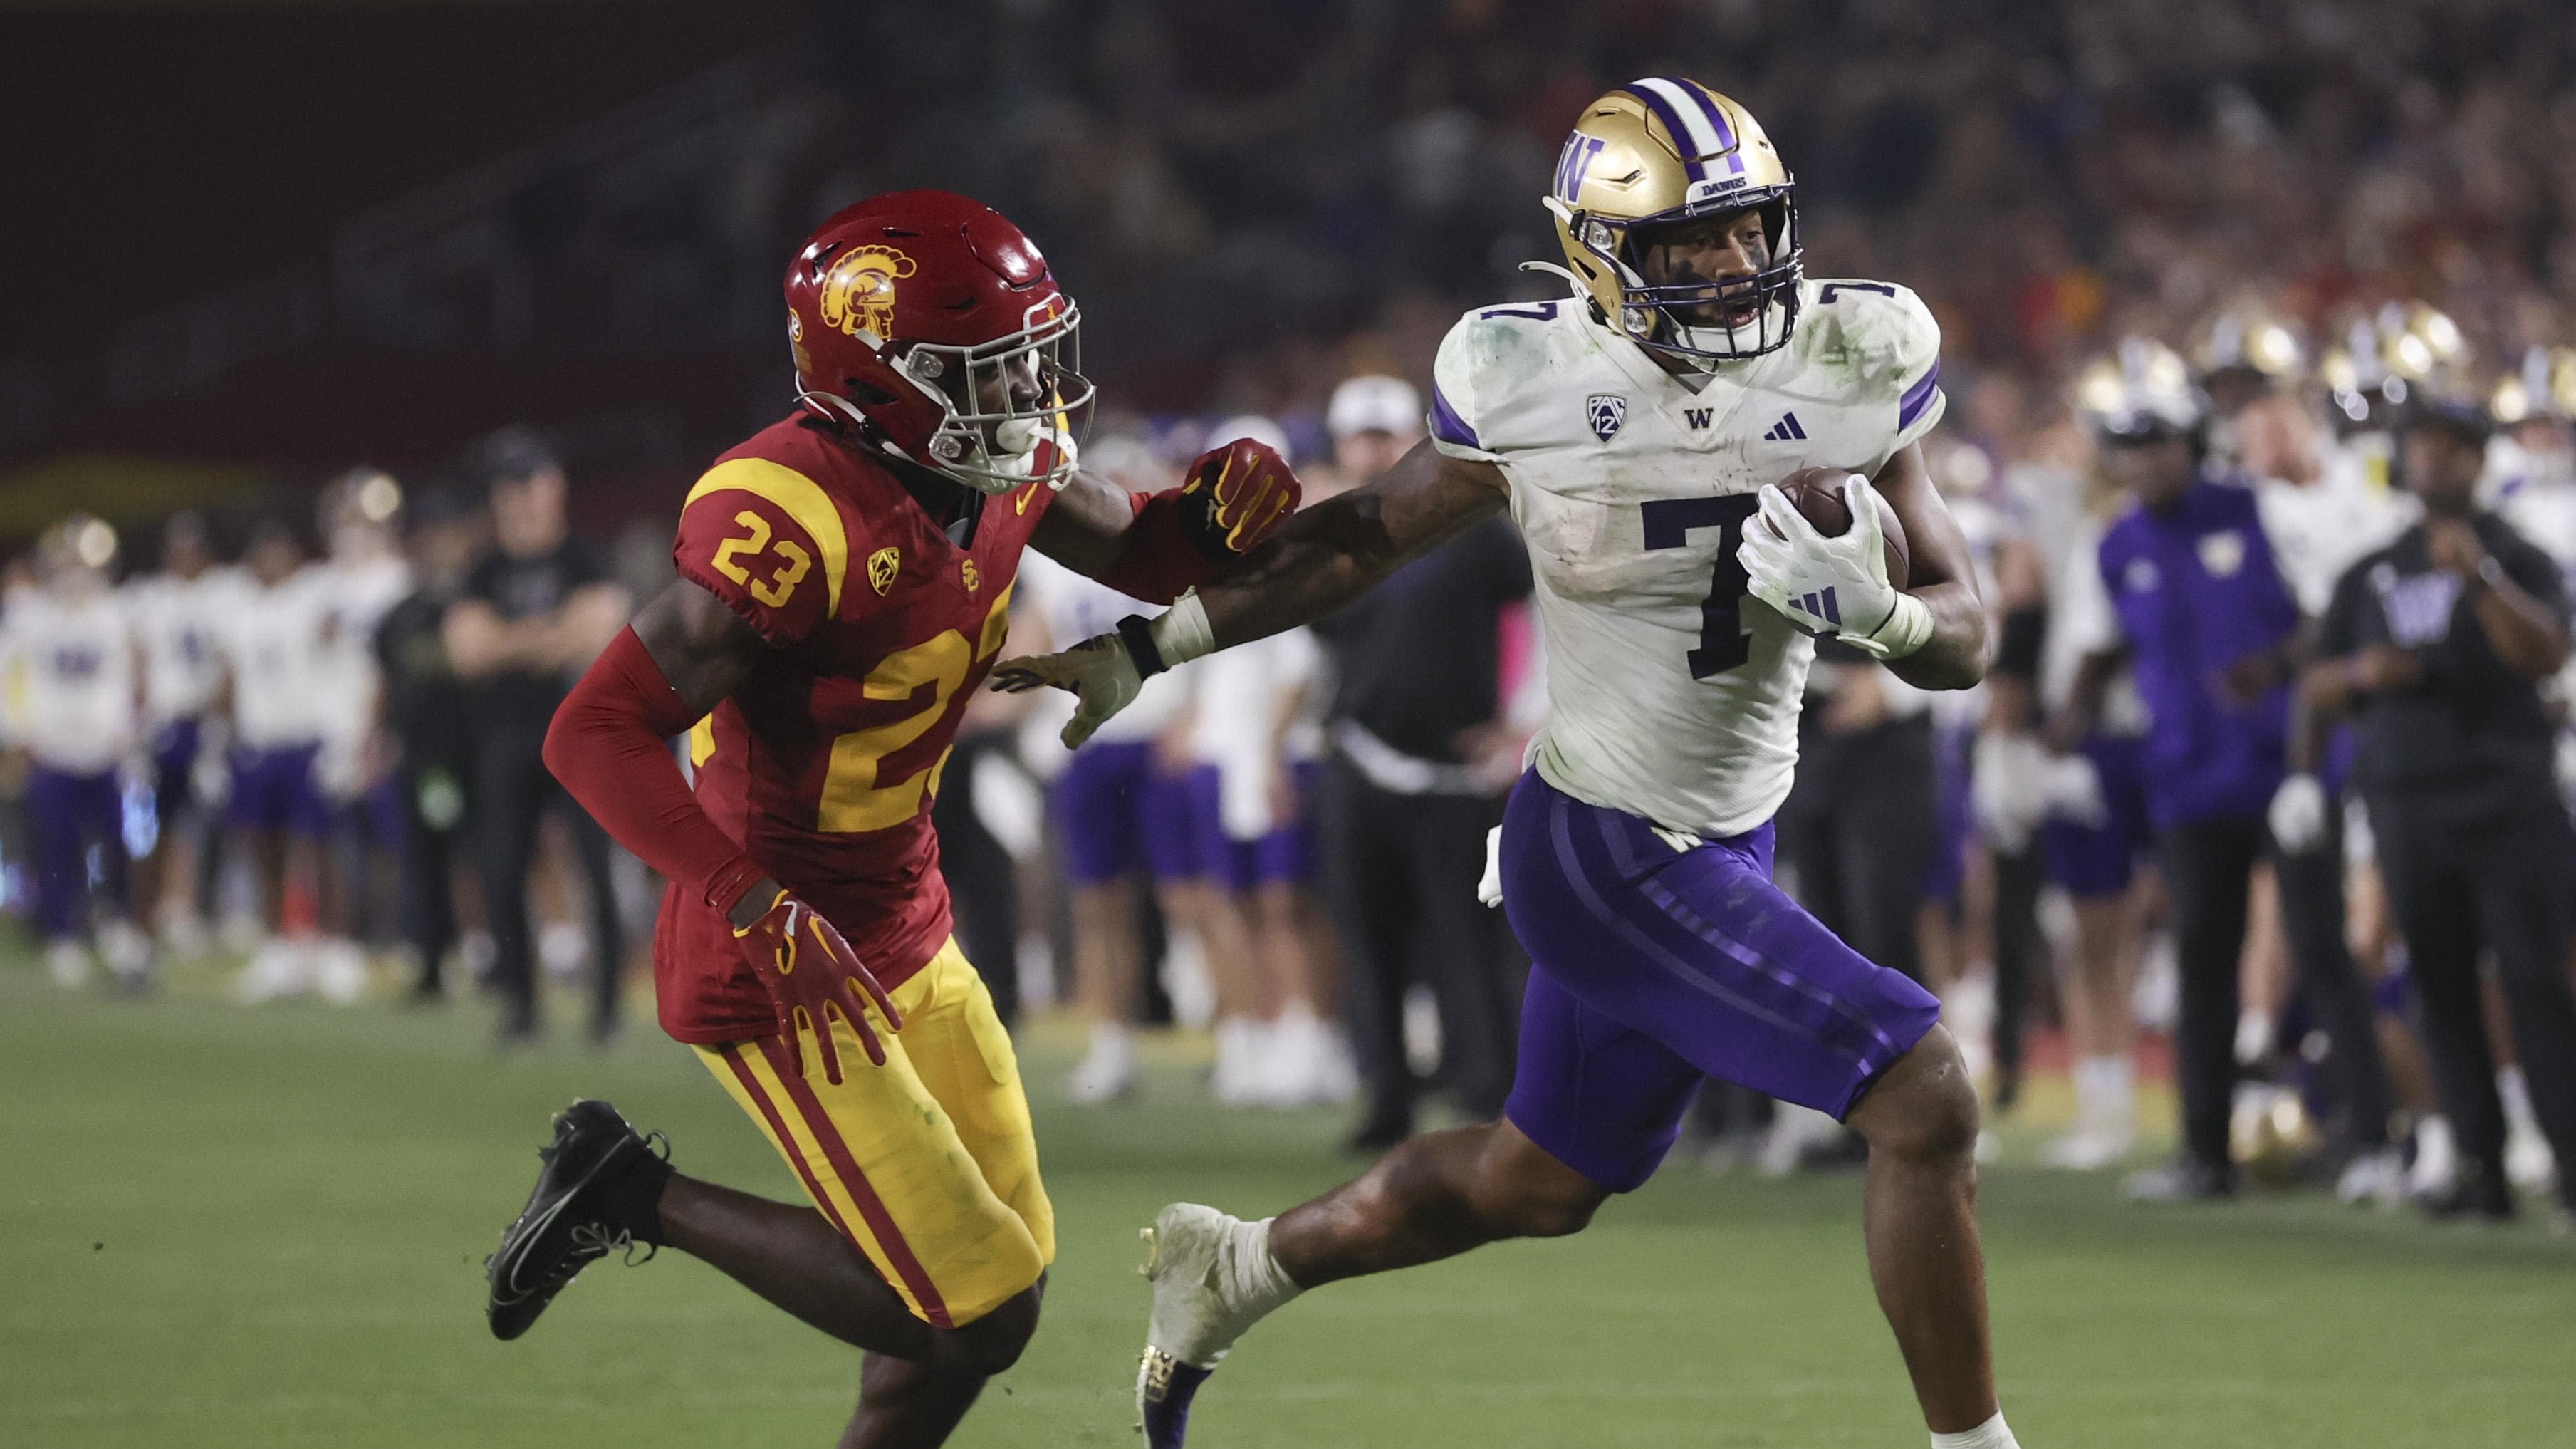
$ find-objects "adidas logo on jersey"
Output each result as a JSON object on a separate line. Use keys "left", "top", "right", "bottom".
{"left": 1762, "top": 412, "right": 1808, "bottom": 442}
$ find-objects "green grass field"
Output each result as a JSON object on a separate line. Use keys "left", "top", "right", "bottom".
{"left": 4, "top": 956, "right": 2572, "bottom": 1449}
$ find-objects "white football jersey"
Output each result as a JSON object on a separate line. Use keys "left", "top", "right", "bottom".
{"left": 2257, "top": 458, "right": 2414, "bottom": 618}
{"left": 311, "top": 552, "right": 414, "bottom": 749}
{"left": 221, "top": 569, "right": 333, "bottom": 749}
{"left": 0, "top": 586, "right": 140, "bottom": 774}
{"left": 1431, "top": 278, "right": 1944, "bottom": 836}
{"left": 125, "top": 565, "right": 246, "bottom": 728}
{"left": 1187, "top": 626, "right": 1325, "bottom": 839}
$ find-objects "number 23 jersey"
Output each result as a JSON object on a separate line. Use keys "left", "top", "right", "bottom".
{"left": 1429, "top": 279, "right": 1944, "bottom": 838}
{"left": 658, "top": 412, "right": 1049, "bottom": 1044}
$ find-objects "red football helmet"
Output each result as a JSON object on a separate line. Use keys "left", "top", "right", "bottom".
{"left": 785, "top": 189, "right": 1094, "bottom": 494}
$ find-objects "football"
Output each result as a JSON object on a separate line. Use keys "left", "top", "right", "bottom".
{"left": 1771, "top": 465, "right": 1911, "bottom": 591}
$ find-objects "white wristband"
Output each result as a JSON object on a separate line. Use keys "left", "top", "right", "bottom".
{"left": 1149, "top": 591, "right": 1216, "bottom": 666}
{"left": 1852, "top": 590, "right": 1934, "bottom": 660}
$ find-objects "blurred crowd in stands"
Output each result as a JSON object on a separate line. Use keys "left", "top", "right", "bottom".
{"left": 9, "top": 0, "right": 2576, "bottom": 1218}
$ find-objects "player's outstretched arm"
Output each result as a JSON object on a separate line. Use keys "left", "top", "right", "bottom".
{"left": 996, "top": 439, "right": 1508, "bottom": 746}
{"left": 543, "top": 578, "right": 901, "bottom": 1080}
{"left": 1867, "top": 443, "right": 1988, "bottom": 692}
{"left": 1030, "top": 438, "right": 1303, "bottom": 604}
{"left": 1197, "top": 439, "right": 1510, "bottom": 648}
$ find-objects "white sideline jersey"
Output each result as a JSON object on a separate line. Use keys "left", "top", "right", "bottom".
{"left": 220, "top": 570, "right": 333, "bottom": 749}
{"left": 0, "top": 587, "right": 140, "bottom": 774}
{"left": 124, "top": 566, "right": 246, "bottom": 728}
{"left": 313, "top": 553, "right": 413, "bottom": 747}
{"left": 1431, "top": 278, "right": 1944, "bottom": 836}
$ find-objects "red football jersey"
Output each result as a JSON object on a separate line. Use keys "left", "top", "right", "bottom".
{"left": 655, "top": 412, "right": 1052, "bottom": 1044}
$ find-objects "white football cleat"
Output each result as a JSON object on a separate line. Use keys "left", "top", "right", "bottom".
{"left": 313, "top": 938, "right": 370, "bottom": 1007}
{"left": 2335, "top": 1147, "right": 2406, "bottom": 1208}
{"left": 1068, "top": 1024, "right": 1138, "bottom": 1105}
{"left": 1137, "top": 1204, "right": 1301, "bottom": 1445}
{"left": 98, "top": 919, "right": 155, "bottom": 987}
{"left": 235, "top": 937, "right": 315, "bottom": 1004}
{"left": 45, "top": 938, "right": 95, "bottom": 989}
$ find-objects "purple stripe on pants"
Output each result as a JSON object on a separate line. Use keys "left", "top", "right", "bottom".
{"left": 1500, "top": 769, "right": 1939, "bottom": 1190}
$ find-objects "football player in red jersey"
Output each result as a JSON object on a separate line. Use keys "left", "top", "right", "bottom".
{"left": 481, "top": 189, "right": 1298, "bottom": 1447}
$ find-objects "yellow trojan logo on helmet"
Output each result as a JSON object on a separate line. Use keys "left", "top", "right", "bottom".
{"left": 817, "top": 244, "right": 917, "bottom": 343}
{"left": 1544, "top": 77, "right": 1802, "bottom": 361}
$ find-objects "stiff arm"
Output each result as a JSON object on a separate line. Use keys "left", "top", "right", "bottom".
{"left": 992, "top": 439, "right": 1508, "bottom": 744}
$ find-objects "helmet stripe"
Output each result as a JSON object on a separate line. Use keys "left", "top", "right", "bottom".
{"left": 1629, "top": 78, "right": 1742, "bottom": 178}
{"left": 1622, "top": 80, "right": 1712, "bottom": 183}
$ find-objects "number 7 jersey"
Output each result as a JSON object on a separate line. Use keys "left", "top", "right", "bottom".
{"left": 656, "top": 412, "right": 1049, "bottom": 1044}
{"left": 1429, "top": 279, "right": 1944, "bottom": 838}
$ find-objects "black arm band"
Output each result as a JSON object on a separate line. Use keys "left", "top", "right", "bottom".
{"left": 1115, "top": 614, "right": 1169, "bottom": 680}
{"left": 1994, "top": 604, "right": 2045, "bottom": 681}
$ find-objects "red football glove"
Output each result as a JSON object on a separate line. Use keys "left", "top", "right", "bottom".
{"left": 731, "top": 886, "right": 904, "bottom": 1085}
{"left": 1181, "top": 438, "right": 1300, "bottom": 556}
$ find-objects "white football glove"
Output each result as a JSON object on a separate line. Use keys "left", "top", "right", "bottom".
{"left": 989, "top": 594, "right": 1215, "bottom": 749}
{"left": 2268, "top": 772, "right": 2329, "bottom": 854}
{"left": 1735, "top": 477, "right": 1930, "bottom": 659}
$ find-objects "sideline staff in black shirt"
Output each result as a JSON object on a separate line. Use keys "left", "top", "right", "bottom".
{"left": 2302, "top": 393, "right": 2576, "bottom": 1220}
{"left": 444, "top": 427, "right": 634, "bottom": 1044}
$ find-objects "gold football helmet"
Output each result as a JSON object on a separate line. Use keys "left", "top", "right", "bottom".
{"left": 2075, "top": 338, "right": 2206, "bottom": 440}
{"left": 2192, "top": 303, "right": 2307, "bottom": 384}
{"left": 1543, "top": 77, "right": 1800, "bottom": 361}
{"left": 36, "top": 514, "right": 119, "bottom": 581}
{"left": 2491, "top": 346, "right": 2576, "bottom": 426}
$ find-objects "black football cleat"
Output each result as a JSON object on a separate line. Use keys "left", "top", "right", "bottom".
{"left": 485, "top": 1099, "right": 672, "bottom": 1341}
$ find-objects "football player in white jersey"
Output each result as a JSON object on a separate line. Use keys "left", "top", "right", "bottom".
{"left": 312, "top": 470, "right": 415, "bottom": 972}
{"left": 218, "top": 521, "right": 358, "bottom": 1004}
{"left": 1, "top": 517, "right": 151, "bottom": 988}
{"left": 998, "top": 78, "right": 2018, "bottom": 1449}
{"left": 121, "top": 512, "right": 241, "bottom": 957}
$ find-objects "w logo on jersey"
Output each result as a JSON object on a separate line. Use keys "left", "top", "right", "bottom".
{"left": 1683, "top": 407, "right": 1713, "bottom": 430}
{"left": 1587, "top": 393, "right": 1627, "bottom": 442}
{"left": 1761, "top": 411, "right": 1808, "bottom": 441}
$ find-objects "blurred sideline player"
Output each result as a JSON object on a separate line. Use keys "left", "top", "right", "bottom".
{"left": 122, "top": 511, "right": 239, "bottom": 957}
{"left": 2298, "top": 375, "right": 2576, "bottom": 1222}
{"left": 1, "top": 517, "right": 151, "bottom": 988}
{"left": 372, "top": 488, "right": 486, "bottom": 1001}
{"left": 2202, "top": 311, "right": 2410, "bottom": 1200}
{"left": 481, "top": 190, "right": 1298, "bottom": 1447}
{"left": 1308, "top": 373, "right": 1535, "bottom": 1148}
{"left": 1178, "top": 414, "right": 1350, "bottom": 1110}
{"left": 1004, "top": 80, "right": 2026, "bottom": 1449}
{"left": 444, "top": 430, "right": 632, "bottom": 1044}
{"left": 1012, "top": 441, "right": 1201, "bottom": 1104}
{"left": 312, "top": 469, "right": 414, "bottom": 958}
{"left": 220, "top": 521, "right": 363, "bottom": 1004}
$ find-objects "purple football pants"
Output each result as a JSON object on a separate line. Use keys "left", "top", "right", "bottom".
{"left": 1500, "top": 769, "right": 1941, "bottom": 1192}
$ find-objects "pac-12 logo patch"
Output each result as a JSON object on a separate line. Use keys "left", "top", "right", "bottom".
{"left": 1587, "top": 393, "right": 1627, "bottom": 442}
{"left": 868, "top": 546, "right": 902, "bottom": 595}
